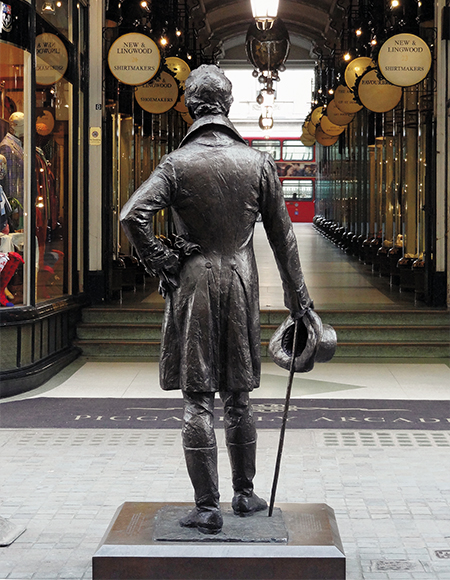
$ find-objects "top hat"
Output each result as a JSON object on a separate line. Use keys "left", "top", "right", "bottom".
{"left": 268, "top": 309, "right": 337, "bottom": 373}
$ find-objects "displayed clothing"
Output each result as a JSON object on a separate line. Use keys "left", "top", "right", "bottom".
{"left": 0, "top": 251, "right": 24, "bottom": 306}
{"left": 0, "top": 132, "right": 24, "bottom": 206}
{"left": 35, "top": 147, "right": 58, "bottom": 234}
{"left": 0, "top": 183, "right": 12, "bottom": 232}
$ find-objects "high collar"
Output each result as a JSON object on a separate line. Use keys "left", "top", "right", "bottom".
{"left": 5, "top": 132, "right": 23, "bottom": 148}
{"left": 179, "top": 114, "right": 246, "bottom": 148}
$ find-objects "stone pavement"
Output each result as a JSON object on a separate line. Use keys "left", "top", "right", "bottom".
{"left": 1, "top": 427, "right": 450, "bottom": 579}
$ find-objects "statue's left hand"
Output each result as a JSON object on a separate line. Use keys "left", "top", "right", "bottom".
{"left": 290, "top": 283, "right": 314, "bottom": 319}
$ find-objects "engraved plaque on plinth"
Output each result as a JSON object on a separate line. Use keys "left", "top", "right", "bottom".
{"left": 92, "top": 502, "right": 345, "bottom": 580}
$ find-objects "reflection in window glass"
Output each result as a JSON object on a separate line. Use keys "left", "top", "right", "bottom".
{"left": 282, "top": 180, "right": 314, "bottom": 200}
{"left": 282, "top": 140, "right": 313, "bottom": 161}
{"left": 251, "top": 140, "right": 281, "bottom": 160}
{"left": 36, "top": 0, "right": 71, "bottom": 41}
{"left": 35, "top": 77, "right": 71, "bottom": 301}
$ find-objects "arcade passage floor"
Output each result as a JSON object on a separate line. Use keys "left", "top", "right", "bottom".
{"left": 1, "top": 224, "right": 450, "bottom": 579}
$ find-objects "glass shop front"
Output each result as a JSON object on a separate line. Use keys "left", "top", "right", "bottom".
{"left": 0, "top": 0, "right": 88, "bottom": 397}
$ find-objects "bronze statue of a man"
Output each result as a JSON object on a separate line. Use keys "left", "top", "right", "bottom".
{"left": 120, "top": 65, "right": 312, "bottom": 535}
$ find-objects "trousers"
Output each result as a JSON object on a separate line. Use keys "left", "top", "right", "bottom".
{"left": 182, "top": 390, "right": 256, "bottom": 449}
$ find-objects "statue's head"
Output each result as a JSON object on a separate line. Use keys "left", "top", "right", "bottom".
{"left": 185, "top": 65, "right": 233, "bottom": 119}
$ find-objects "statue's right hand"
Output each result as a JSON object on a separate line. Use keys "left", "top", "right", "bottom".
{"left": 157, "top": 252, "right": 181, "bottom": 298}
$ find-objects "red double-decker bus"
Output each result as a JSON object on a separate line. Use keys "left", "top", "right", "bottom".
{"left": 244, "top": 137, "right": 316, "bottom": 223}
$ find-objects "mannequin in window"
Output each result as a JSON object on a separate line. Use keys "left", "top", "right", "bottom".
{"left": 0, "top": 112, "right": 24, "bottom": 231}
{"left": 0, "top": 154, "right": 12, "bottom": 235}
{"left": 0, "top": 154, "right": 24, "bottom": 306}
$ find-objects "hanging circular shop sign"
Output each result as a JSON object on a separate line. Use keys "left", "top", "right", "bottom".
{"left": 326, "top": 99, "right": 355, "bottom": 125}
{"left": 36, "top": 33, "right": 69, "bottom": 86}
{"left": 300, "top": 133, "right": 316, "bottom": 146}
{"left": 135, "top": 71, "right": 179, "bottom": 114}
{"left": 344, "top": 57, "right": 374, "bottom": 90}
{"left": 315, "top": 126, "right": 339, "bottom": 147}
{"left": 357, "top": 69, "right": 403, "bottom": 113}
{"left": 181, "top": 110, "right": 194, "bottom": 126}
{"left": 310, "top": 106, "right": 323, "bottom": 127}
{"left": 36, "top": 110, "right": 55, "bottom": 136}
{"left": 320, "top": 115, "right": 346, "bottom": 136}
{"left": 378, "top": 33, "right": 432, "bottom": 87}
{"left": 334, "top": 85, "right": 363, "bottom": 114}
{"left": 165, "top": 57, "right": 191, "bottom": 89}
{"left": 302, "top": 121, "right": 315, "bottom": 137}
{"left": 307, "top": 120, "right": 317, "bottom": 137}
{"left": 174, "top": 95, "right": 194, "bottom": 124}
{"left": 108, "top": 33, "right": 160, "bottom": 86}
{"left": 174, "top": 93, "right": 188, "bottom": 113}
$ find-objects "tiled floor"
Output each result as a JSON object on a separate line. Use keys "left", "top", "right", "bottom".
{"left": 255, "top": 223, "right": 401, "bottom": 310}
{"left": 1, "top": 223, "right": 449, "bottom": 579}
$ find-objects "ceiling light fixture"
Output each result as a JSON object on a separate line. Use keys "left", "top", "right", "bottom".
{"left": 259, "top": 112, "right": 274, "bottom": 130}
{"left": 41, "top": 1, "right": 56, "bottom": 13}
{"left": 250, "top": 0, "right": 279, "bottom": 30}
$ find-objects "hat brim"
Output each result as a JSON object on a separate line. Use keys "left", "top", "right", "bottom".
{"left": 268, "top": 311, "right": 336, "bottom": 373}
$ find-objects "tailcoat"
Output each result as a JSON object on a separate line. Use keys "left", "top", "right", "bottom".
{"left": 120, "top": 114, "right": 310, "bottom": 393}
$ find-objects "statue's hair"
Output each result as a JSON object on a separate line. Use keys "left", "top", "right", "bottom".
{"left": 184, "top": 65, "right": 233, "bottom": 119}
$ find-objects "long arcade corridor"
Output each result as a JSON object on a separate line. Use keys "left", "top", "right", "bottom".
{"left": 0, "top": 223, "right": 450, "bottom": 579}
{"left": 126, "top": 222, "right": 426, "bottom": 311}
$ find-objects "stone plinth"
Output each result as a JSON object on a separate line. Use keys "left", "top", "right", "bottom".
{"left": 93, "top": 502, "right": 345, "bottom": 580}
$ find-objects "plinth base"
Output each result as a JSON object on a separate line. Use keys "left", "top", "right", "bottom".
{"left": 93, "top": 502, "right": 345, "bottom": 580}
{"left": 0, "top": 516, "right": 26, "bottom": 547}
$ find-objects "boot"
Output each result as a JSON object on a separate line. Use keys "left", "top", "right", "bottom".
{"left": 227, "top": 441, "right": 267, "bottom": 517}
{"left": 180, "top": 446, "right": 223, "bottom": 535}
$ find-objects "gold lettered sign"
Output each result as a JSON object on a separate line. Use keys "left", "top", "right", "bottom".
{"left": 326, "top": 99, "right": 355, "bottom": 125}
{"left": 315, "top": 126, "right": 340, "bottom": 147}
{"left": 307, "top": 120, "right": 317, "bottom": 137}
{"left": 310, "top": 106, "right": 323, "bottom": 127}
{"left": 181, "top": 110, "right": 194, "bottom": 126}
{"left": 174, "top": 93, "right": 188, "bottom": 113}
{"left": 300, "top": 132, "right": 315, "bottom": 147}
{"left": 165, "top": 57, "right": 191, "bottom": 90}
{"left": 108, "top": 33, "right": 160, "bottom": 86}
{"left": 344, "top": 57, "right": 374, "bottom": 90}
{"left": 301, "top": 122, "right": 314, "bottom": 138}
{"left": 174, "top": 94, "right": 194, "bottom": 124}
{"left": 334, "top": 85, "right": 363, "bottom": 114}
{"left": 378, "top": 33, "right": 432, "bottom": 87}
{"left": 36, "top": 33, "right": 69, "bottom": 86}
{"left": 320, "top": 115, "right": 346, "bottom": 137}
{"left": 358, "top": 69, "right": 403, "bottom": 113}
{"left": 135, "top": 72, "right": 179, "bottom": 114}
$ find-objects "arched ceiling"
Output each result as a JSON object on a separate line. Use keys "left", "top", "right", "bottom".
{"left": 188, "top": 0, "right": 345, "bottom": 63}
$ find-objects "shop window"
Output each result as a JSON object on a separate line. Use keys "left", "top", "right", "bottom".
{"left": 1, "top": 19, "right": 32, "bottom": 306}
{"left": 1, "top": 0, "right": 87, "bottom": 308}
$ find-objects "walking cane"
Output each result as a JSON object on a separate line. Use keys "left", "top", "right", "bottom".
{"left": 268, "top": 317, "right": 300, "bottom": 517}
